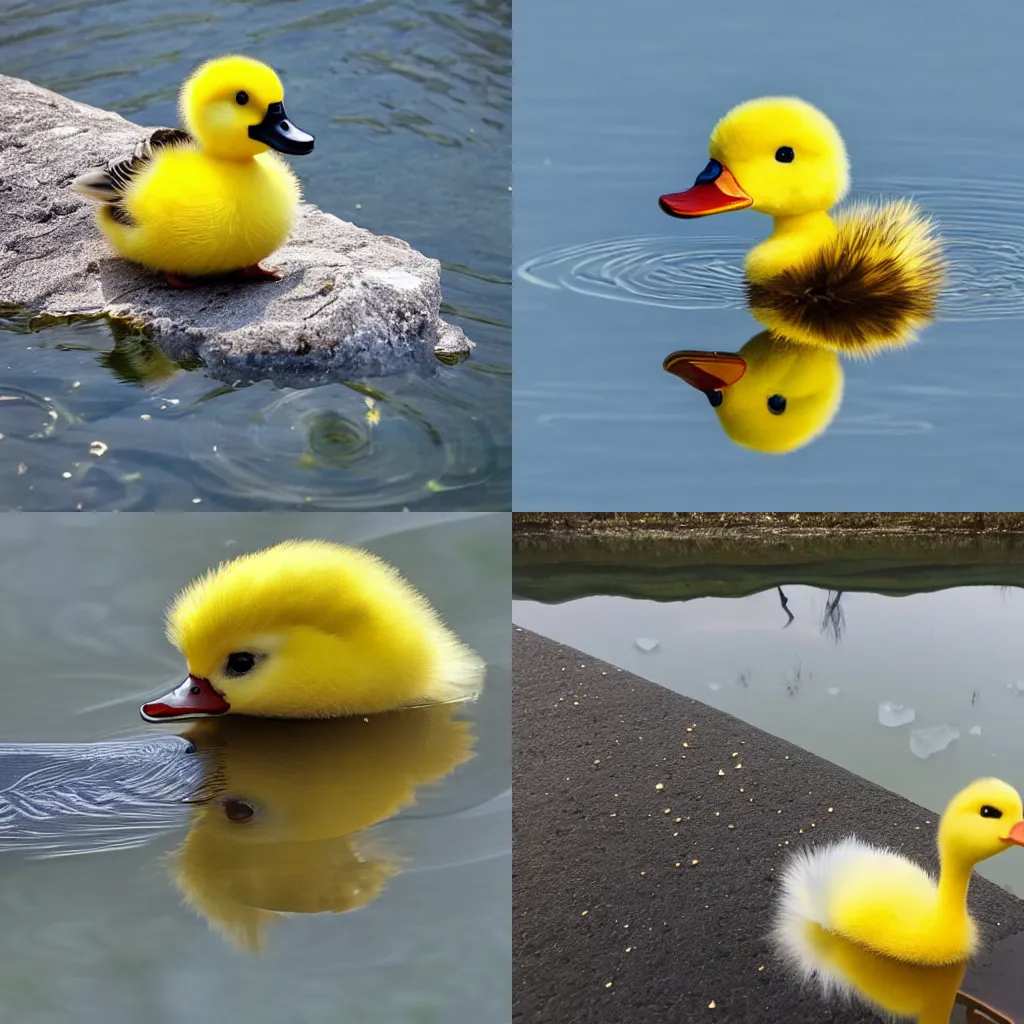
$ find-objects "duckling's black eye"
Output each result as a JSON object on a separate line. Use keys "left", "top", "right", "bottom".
{"left": 235, "top": 90, "right": 249, "bottom": 106}
{"left": 706, "top": 390, "right": 724, "bottom": 408}
{"left": 223, "top": 798, "right": 255, "bottom": 823}
{"left": 981, "top": 805, "right": 1004, "bottom": 818}
{"left": 225, "top": 651, "right": 256, "bottom": 677}
{"left": 775, "top": 146, "right": 794, "bottom": 163}
{"left": 767, "top": 394, "right": 787, "bottom": 415}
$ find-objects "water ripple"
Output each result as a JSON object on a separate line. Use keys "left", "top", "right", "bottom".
{"left": 518, "top": 174, "right": 1024, "bottom": 322}
{"left": 518, "top": 234, "right": 747, "bottom": 310}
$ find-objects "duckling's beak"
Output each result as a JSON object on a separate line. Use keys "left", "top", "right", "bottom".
{"left": 248, "top": 101, "right": 315, "bottom": 156}
{"left": 1005, "top": 821, "right": 1024, "bottom": 845}
{"left": 663, "top": 351, "right": 747, "bottom": 402}
{"left": 140, "top": 675, "right": 230, "bottom": 722}
{"left": 659, "top": 159, "right": 752, "bottom": 218}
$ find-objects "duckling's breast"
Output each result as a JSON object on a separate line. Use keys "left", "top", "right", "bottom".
{"left": 745, "top": 211, "right": 839, "bottom": 282}
{"left": 118, "top": 149, "right": 301, "bottom": 276}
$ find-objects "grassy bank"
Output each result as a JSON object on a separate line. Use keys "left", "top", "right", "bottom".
{"left": 513, "top": 514, "right": 1024, "bottom": 604}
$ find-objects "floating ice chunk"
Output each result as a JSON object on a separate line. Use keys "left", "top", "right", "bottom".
{"left": 878, "top": 701, "right": 916, "bottom": 727}
{"left": 969, "top": 725, "right": 982, "bottom": 736}
{"left": 708, "top": 681, "right": 723, "bottom": 691}
{"left": 634, "top": 638, "right": 659, "bottom": 653}
{"left": 910, "top": 724, "right": 961, "bottom": 759}
{"left": 827, "top": 687, "right": 841, "bottom": 697}
{"left": 1007, "top": 680, "right": 1024, "bottom": 694}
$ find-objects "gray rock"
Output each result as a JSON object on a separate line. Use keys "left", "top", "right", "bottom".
{"left": 0, "top": 74, "right": 473, "bottom": 382}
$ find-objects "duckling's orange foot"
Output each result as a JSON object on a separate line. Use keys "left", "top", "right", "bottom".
{"left": 235, "top": 263, "right": 284, "bottom": 282}
{"left": 163, "top": 272, "right": 200, "bottom": 289}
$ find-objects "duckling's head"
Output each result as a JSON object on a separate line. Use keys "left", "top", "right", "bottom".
{"left": 938, "top": 778, "right": 1024, "bottom": 867}
{"left": 660, "top": 97, "right": 849, "bottom": 220}
{"left": 663, "top": 332, "right": 844, "bottom": 454}
{"left": 179, "top": 55, "right": 314, "bottom": 161}
{"left": 141, "top": 540, "right": 485, "bottom": 721}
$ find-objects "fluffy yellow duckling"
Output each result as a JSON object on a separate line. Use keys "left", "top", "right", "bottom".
{"left": 174, "top": 706, "right": 474, "bottom": 953}
{"left": 73, "top": 55, "right": 314, "bottom": 288}
{"left": 140, "top": 540, "right": 485, "bottom": 721}
{"left": 659, "top": 98, "right": 945, "bottom": 354}
{"left": 774, "top": 779, "right": 1024, "bottom": 966}
{"left": 663, "top": 331, "right": 843, "bottom": 453}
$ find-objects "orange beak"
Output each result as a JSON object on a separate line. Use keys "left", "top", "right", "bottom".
{"left": 663, "top": 351, "right": 747, "bottom": 399}
{"left": 659, "top": 159, "right": 752, "bottom": 218}
{"left": 1005, "top": 821, "right": 1024, "bottom": 846}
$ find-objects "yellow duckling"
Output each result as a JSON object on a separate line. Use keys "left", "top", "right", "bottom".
{"left": 774, "top": 779, "right": 1024, "bottom": 966}
{"left": 663, "top": 331, "right": 843, "bottom": 453}
{"left": 659, "top": 97, "right": 945, "bottom": 354}
{"left": 72, "top": 55, "right": 314, "bottom": 288}
{"left": 174, "top": 705, "right": 474, "bottom": 953}
{"left": 140, "top": 539, "right": 485, "bottom": 721}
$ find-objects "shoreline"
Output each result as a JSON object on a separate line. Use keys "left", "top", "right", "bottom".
{"left": 0, "top": 73, "right": 472, "bottom": 384}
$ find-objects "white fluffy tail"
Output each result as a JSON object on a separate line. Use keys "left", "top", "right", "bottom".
{"left": 773, "top": 836, "right": 882, "bottom": 976}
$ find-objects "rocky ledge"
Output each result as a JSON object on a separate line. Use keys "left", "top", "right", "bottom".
{"left": 0, "top": 74, "right": 473, "bottom": 382}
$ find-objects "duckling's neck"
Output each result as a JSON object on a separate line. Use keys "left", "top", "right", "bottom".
{"left": 936, "top": 851, "right": 974, "bottom": 923}
{"left": 745, "top": 211, "right": 837, "bottom": 282}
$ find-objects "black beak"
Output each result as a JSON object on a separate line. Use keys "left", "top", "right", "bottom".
{"left": 248, "top": 101, "right": 314, "bottom": 156}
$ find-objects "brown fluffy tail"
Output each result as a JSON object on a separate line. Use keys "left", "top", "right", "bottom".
{"left": 746, "top": 199, "right": 946, "bottom": 355}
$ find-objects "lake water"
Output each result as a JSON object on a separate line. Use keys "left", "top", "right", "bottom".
{"left": 0, "top": 512, "right": 510, "bottom": 1024}
{"left": 0, "top": 0, "right": 510, "bottom": 510}
{"left": 513, "top": 575, "right": 1024, "bottom": 898}
{"left": 513, "top": 0, "right": 1024, "bottom": 509}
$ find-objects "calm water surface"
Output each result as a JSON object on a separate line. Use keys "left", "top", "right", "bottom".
{"left": 514, "top": 582, "right": 1024, "bottom": 897}
{"left": 0, "top": 513, "right": 510, "bottom": 1023}
{"left": 514, "top": 0, "right": 1024, "bottom": 509}
{"left": 0, "top": 0, "right": 510, "bottom": 510}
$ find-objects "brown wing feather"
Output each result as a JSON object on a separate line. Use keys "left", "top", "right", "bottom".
{"left": 72, "top": 128, "right": 194, "bottom": 226}
{"left": 746, "top": 199, "right": 946, "bottom": 355}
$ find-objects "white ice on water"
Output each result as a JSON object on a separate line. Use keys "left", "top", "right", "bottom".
{"left": 878, "top": 701, "right": 916, "bottom": 727}
{"left": 909, "top": 724, "right": 961, "bottom": 759}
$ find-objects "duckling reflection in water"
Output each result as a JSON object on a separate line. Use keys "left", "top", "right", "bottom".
{"left": 776, "top": 920, "right": 964, "bottom": 1024}
{"left": 664, "top": 332, "right": 843, "bottom": 454}
{"left": 0, "top": 705, "right": 474, "bottom": 953}
{"left": 173, "top": 705, "right": 475, "bottom": 954}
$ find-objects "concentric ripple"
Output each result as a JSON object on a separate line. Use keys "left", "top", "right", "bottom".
{"left": 518, "top": 235, "right": 748, "bottom": 310}
{"left": 877, "top": 175, "right": 1024, "bottom": 321}
{"left": 182, "top": 382, "right": 497, "bottom": 510}
{"left": 518, "top": 174, "right": 1024, "bottom": 322}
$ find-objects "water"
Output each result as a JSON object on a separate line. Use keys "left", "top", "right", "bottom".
{"left": 513, "top": 570, "right": 1024, "bottom": 897}
{"left": 0, "top": 0, "right": 510, "bottom": 510}
{"left": 0, "top": 512, "right": 510, "bottom": 1023}
{"left": 513, "top": 0, "right": 1024, "bottom": 509}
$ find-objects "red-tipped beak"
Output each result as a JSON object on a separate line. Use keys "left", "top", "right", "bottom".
{"left": 659, "top": 158, "right": 752, "bottom": 218}
{"left": 663, "top": 351, "right": 747, "bottom": 392}
{"left": 140, "top": 675, "right": 230, "bottom": 722}
{"left": 1005, "top": 821, "right": 1024, "bottom": 846}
